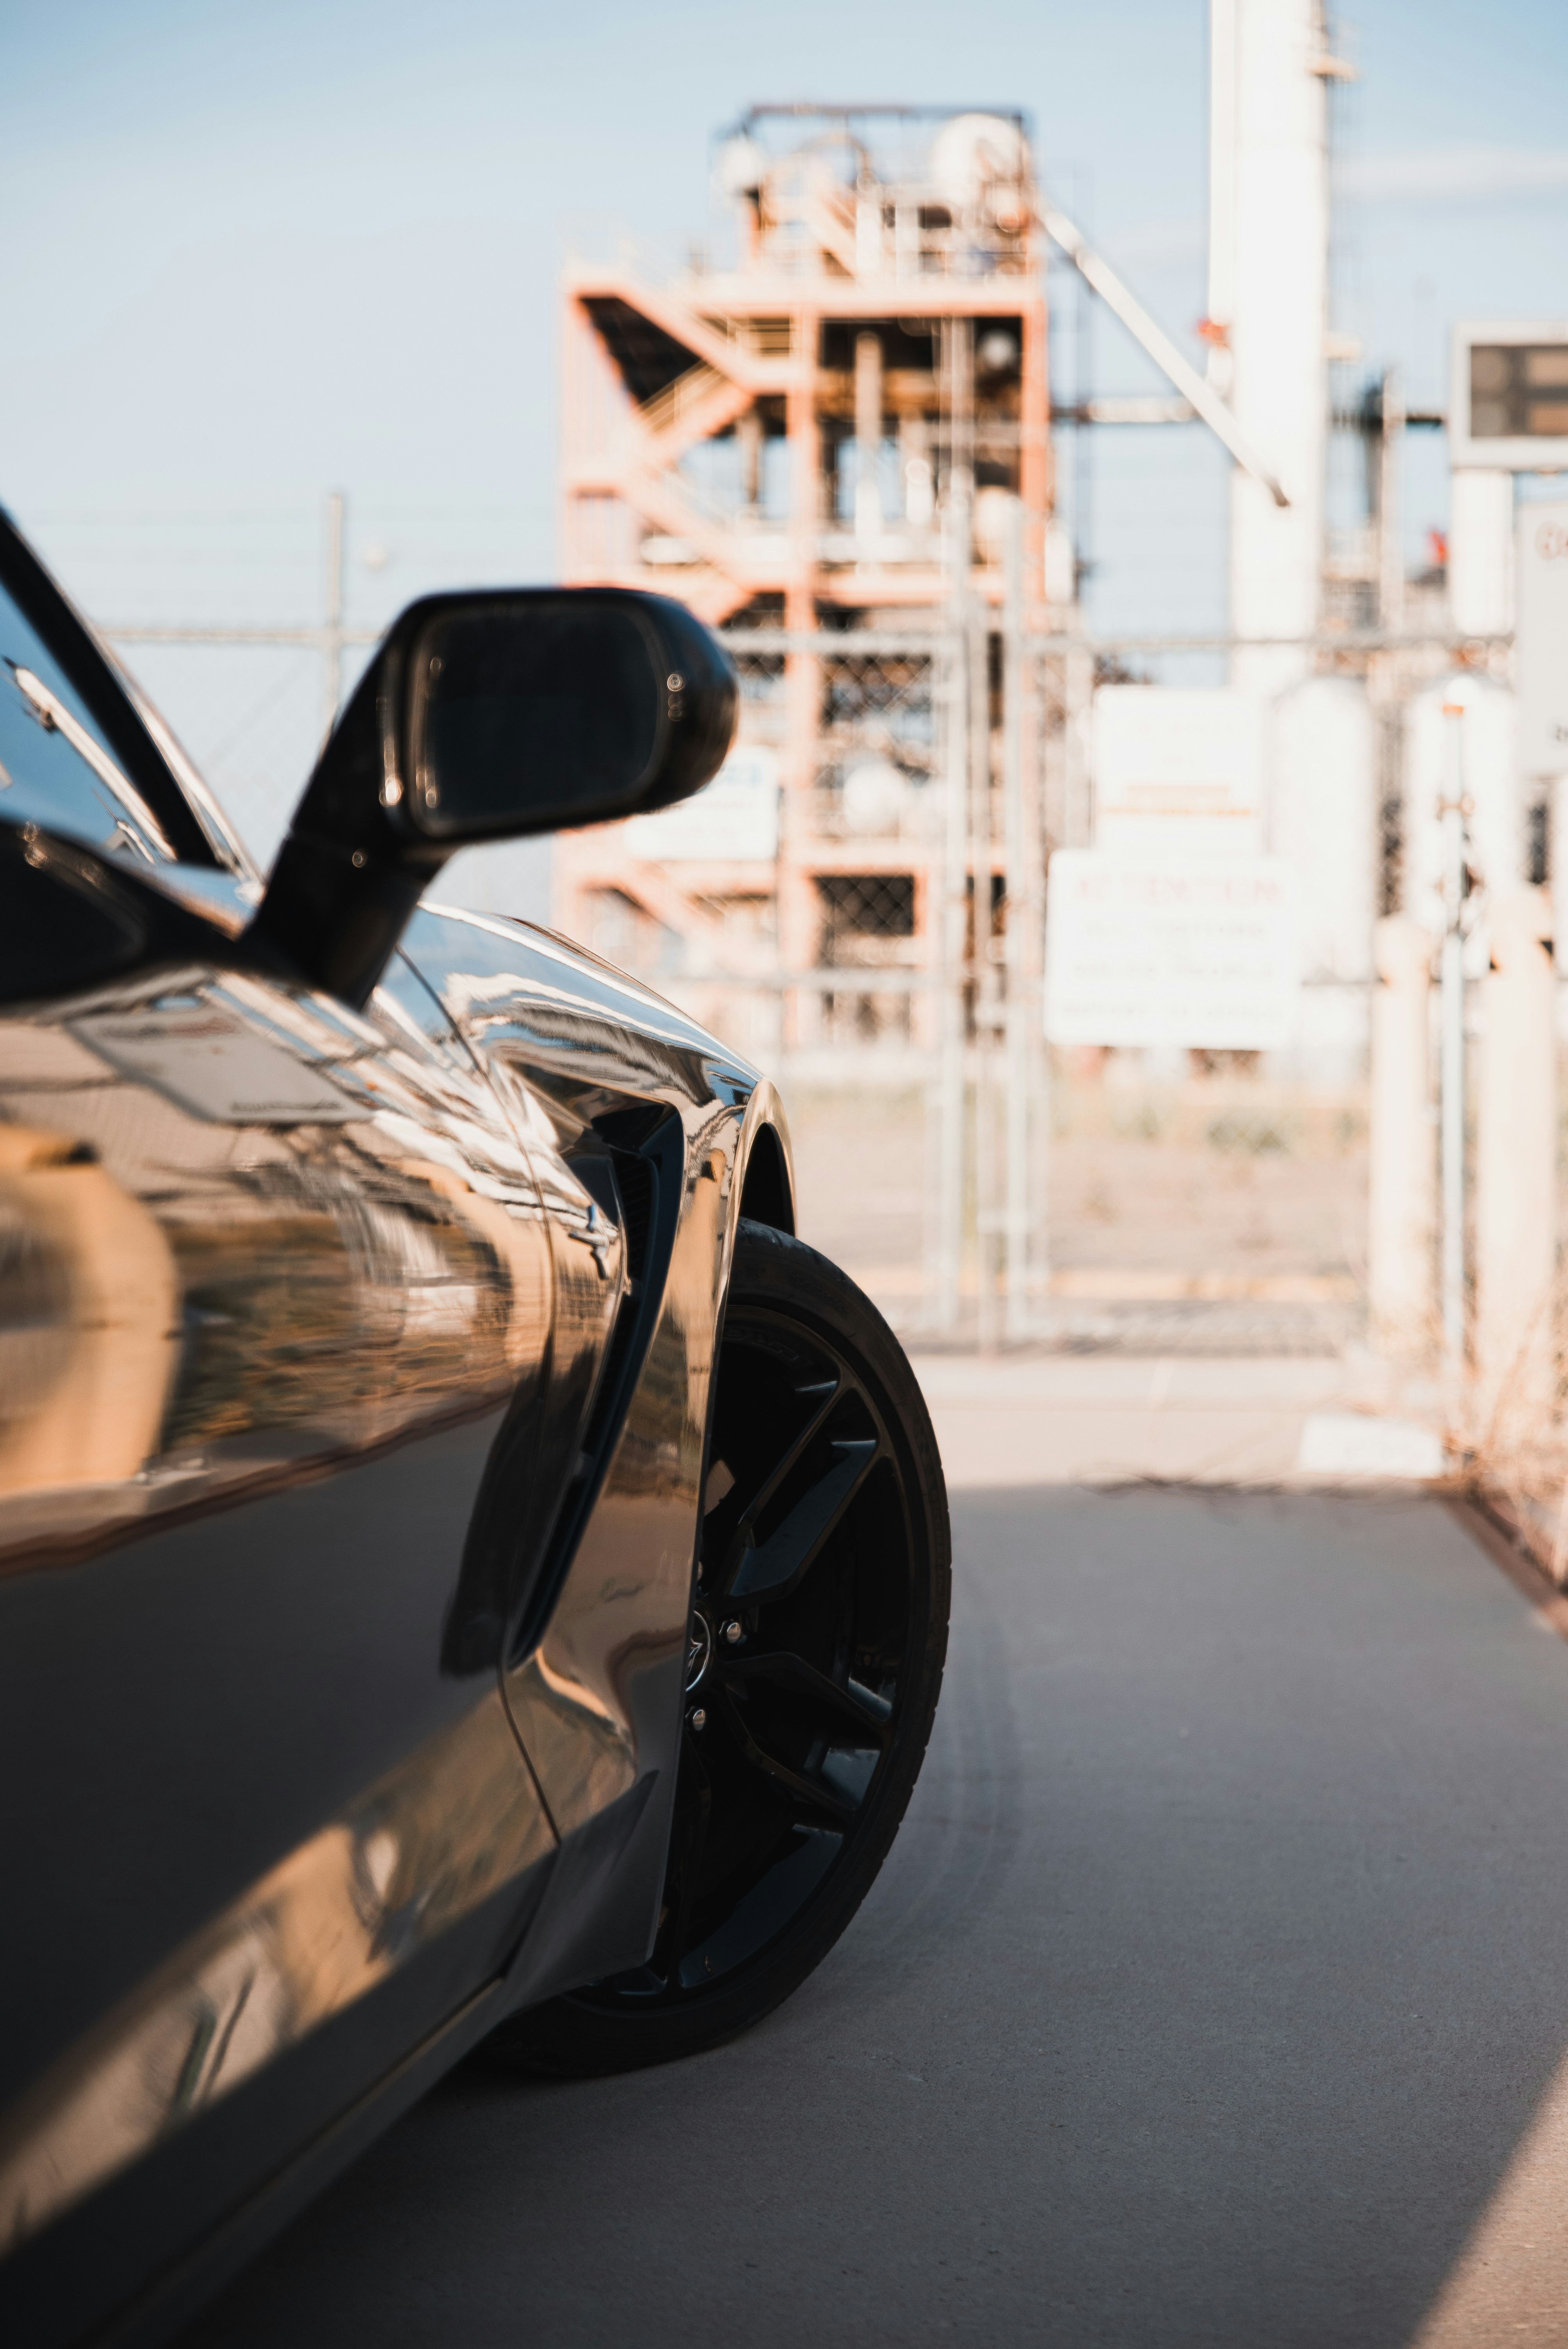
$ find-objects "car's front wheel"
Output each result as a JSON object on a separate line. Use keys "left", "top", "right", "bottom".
{"left": 488, "top": 1217, "right": 951, "bottom": 2076}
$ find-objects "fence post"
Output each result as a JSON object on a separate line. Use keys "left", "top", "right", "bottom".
{"left": 1368, "top": 914, "right": 1436, "bottom": 1358}
{"left": 1476, "top": 886, "right": 1557, "bottom": 1430}
{"left": 1438, "top": 707, "right": 1470, "bottom": 1376}
{"left": 972, "top": 580, "right": 998, "bottom": 1355}
{"left": 930, "top": 512, "right": 971, "bottom": 1335}
{"left": 1001, "top": 495, "right": 1044, "bottom": 1342}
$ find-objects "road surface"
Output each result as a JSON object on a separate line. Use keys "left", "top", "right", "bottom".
{"left": 180, "top": 1489, "right": 1568, "bottom": 2347}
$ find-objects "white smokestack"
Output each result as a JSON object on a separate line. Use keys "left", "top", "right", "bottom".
{"left": 1208, "top": 0, "right": 1330, "bottom": 694}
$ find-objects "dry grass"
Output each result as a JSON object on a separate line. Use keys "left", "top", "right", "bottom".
{"left": 1438, "top": 1287, "right": 1568, "bottom": 1580}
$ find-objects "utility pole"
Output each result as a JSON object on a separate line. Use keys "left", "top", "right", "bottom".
{"left": 322, "top": 490, "right": 346, "bottom": 747}
{"left": 1375, "top": 369, "right": 1405, "bottom": 639}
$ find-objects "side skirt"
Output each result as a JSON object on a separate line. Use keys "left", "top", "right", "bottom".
{"left": 91, "top": 1978, "right": 512, "bottom": 2349}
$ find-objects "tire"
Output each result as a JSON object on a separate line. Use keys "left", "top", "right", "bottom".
{"left": 487, "top": 1217, "right": 951, "bottom": 2076}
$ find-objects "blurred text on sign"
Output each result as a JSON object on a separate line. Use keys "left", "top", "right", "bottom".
{"left": 1045, "top": 852, "right": 1299, "bottom": 1050}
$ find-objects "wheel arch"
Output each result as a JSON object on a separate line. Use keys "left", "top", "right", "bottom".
{"left": 734, "top": 1098, "right": 795, "bottom": 1237}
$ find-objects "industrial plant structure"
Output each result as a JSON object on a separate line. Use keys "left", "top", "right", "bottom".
{"left": 71, "top": 2, "right": 1559, "bottom": 1375}
{"left": 536, "top": 18, "right": 1546, "bottom": 1362}
{"left": 553, "top": 105, "right": 1052, "bottom": 1058}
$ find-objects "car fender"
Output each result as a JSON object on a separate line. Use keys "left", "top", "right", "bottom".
{"left": 397, "top": 907, "right": 796, "bottom": 2005}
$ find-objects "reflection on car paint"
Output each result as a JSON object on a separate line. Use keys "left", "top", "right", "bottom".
{"left": 0, "top": 967, "right": 551, "bottom": 1565}
{"left": 399, "top": 906, "right": 790, "bottom": 2001}
{"left": 70, "top": 1002, "right": 362, "bottom": 1125}
{"left": 0, "top": 1122, "right": 179, "bottom": 1499}
{"left": 0, "top": 954, "right": 559, "bottom": 2259}
{"left": 0, "top": 893, "right": 796, "bottom": 2295}
{"left": 0, "top": 1684, "right": 551, "bottom": 2246}
{"left": 506, "top": 1138, "right": 726, "bottom": 1839}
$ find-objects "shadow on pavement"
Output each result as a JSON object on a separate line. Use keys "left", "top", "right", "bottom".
{"left": 179, "top": 1490, "right": 1568, "bottom": 2348}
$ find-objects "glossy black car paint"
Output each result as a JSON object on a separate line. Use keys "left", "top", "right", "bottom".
{"left": 0, "top": 518, "right": 791, "bottom": 2345}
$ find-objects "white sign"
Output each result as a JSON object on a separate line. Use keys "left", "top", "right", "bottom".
{"left": 1045, "top": 852, "right": 1298, "bottom": 1050}
{"left": 1092, "top": 686, "right": 1264, "bottom": 855}
{"left": 72, "top": 1004, "right": 359, "bottom": 1125}
{"left": 1518, "top": 498, "right": 1568, "bottom": 777}
{"left": 1451, "top": 321, "right": 1568, "bottom": 471}
{"left": 623, "top": 744, "right": 779, "bottom": 862}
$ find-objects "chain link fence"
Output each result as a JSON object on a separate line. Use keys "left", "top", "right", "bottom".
{"left": 27, "top": 497, "right": 1515, "bottom": 1361}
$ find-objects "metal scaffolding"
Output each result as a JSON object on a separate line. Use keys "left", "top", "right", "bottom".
{"left": 552, "top": 105, "right": 1058, "bottom": 1339}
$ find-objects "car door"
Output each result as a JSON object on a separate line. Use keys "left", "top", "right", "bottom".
{"left": 0, "top": 579, "right": 560, "bottom": 2338}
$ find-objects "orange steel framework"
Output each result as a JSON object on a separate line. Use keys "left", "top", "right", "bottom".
{"left": 553, "top": 105, "right": 1052, "bottom": 1044}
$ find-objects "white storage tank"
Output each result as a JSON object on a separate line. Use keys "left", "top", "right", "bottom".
{"left": 1266, "top": 675, "right": 1377, "bottom": 1076}
{"left": 928, "top": 114, "right": 1030, "bottom": 226}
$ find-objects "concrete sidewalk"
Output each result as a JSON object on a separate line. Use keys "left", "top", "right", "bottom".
{"left": 914, "top": 1351, "right": 1448, "bottom": 1489}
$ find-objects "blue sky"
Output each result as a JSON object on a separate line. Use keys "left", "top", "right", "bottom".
{"left": 3, "top": 0, "right": 1566, "bottom": 848}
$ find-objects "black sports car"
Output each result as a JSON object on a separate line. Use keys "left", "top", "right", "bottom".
{"left": 0, "top": 512, "right": 950, "bottom": 2346}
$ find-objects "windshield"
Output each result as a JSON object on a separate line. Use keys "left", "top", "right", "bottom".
{"left": 0, "top": 512, "right": 254, "bottom": 880}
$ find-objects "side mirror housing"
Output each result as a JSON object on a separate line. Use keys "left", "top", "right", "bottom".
{"left": 247, "top": 589, "right": 737, "bottom": 1006}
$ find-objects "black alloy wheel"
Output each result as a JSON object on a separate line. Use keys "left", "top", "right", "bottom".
{"left": 488, "top": 1218, "right": 950, "bottom": 2075}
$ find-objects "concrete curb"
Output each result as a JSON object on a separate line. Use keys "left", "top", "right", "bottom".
{"left": 910, "top": 1350, "right": 1452, "bottom": 1492}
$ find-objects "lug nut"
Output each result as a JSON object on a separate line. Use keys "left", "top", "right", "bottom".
{"left": 723, "top": 1620, "right": 743, "bottom": 1646}
{"left": 689, "top": 1707, "right": 707, "bottom": 1732}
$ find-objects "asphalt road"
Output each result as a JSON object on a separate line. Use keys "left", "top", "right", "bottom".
{"left": 180, "top": 1490, "right": 1568, "bottom": 2348}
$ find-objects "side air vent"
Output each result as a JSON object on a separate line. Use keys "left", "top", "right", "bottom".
{"left": 505, "top": 1109, "right": 685, "bottom": 1669}
{"left": 614, "top": 1150, "right": 653, "bottom": 1284}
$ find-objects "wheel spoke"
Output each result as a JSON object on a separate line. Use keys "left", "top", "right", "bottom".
{"left": 720, "top": 1650, "right": 892, "bottom": 1748}
{"left": 720, "top": 1435, "right": 881, "bottom": 1608}
{"left": 710, "top": 1376, "right": 838, "bottom": 1592}
{"left": 713, "top": 1684, "right": 861, "bottom": 1825}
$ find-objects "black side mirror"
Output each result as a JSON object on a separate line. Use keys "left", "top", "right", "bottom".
{"left": 247, "top": 589, "right": 737, "bottom": 1007}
